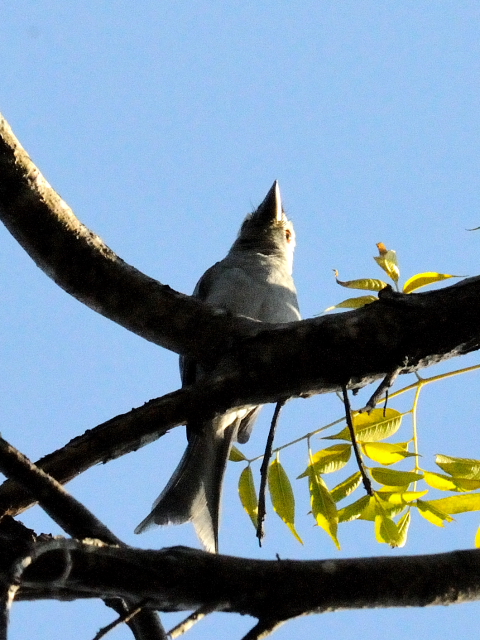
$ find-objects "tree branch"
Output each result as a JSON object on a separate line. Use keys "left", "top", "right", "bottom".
{"left": 1, "top": 112, "right": 480, "bottom": 394}
{"left": 13, "top": 541, "right": 480, "bottom": 619}
{"left": 0, "top": 112, "right": 245, "bottom": 363}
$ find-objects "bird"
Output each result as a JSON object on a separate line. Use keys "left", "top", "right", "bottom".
{"left": 135, "top": 181, "right": 301, "bottom": 552}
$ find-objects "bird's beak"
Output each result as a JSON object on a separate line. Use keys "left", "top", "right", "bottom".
{"left": 255, "top": 180, "right": 283, "bottom": 225}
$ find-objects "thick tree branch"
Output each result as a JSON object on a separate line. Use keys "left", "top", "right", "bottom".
{"left": 1, "top": 112, "right": 480, "bottom": 390}
{"left": 0, "top": 112, "right": 245, "bottom": 363}
{"left": 1, "top": 275, "right": 480, "bottom": 517}
{"left": 12, "top": 541, "right": 480, "bottom": 620}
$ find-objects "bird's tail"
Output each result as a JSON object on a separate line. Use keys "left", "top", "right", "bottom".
{"left": 134, "top": 419, "right": 237, "bottom": 553}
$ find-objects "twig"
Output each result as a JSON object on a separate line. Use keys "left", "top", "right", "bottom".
{"left": 362, "top": 366, "right": 402, "bottom": 412}
{"left": 341, "top": 386, "right": 373, "bottom": 496}
{"left": 256, "top": 400, "right": 286, "bottom": 546}
{"left": 168, "top": 605, "right": 216, "bottom": 639}
{"left": 241, "top": 618, "right": 285, "bottom": 640}
{"left": 93, "top": 601, "right": 146, "bottom": 640}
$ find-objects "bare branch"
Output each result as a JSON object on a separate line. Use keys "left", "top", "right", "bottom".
{"left": 14, "top": 541, "right": 480, "bottom": 618}
{"left": 256, "top": 400, "right": 286, "bottom": 545}
{"left": 167, "top": 606, "right": 216, "bottom": 639}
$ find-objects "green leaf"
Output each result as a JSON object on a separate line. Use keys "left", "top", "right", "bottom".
{"left": 338, "top": 495, "right": 371, "bottom": 522}
{"left": 298, "top": 444, "right": 351, "bottom": 478}
{"left": 308, "top": 468, "right": 340, "bottom": 548}
{"left": 358, "top": 494, "right": 406, "bottom": 521}
{"left": 428, "top": 493, "right": 480, "bottom": 515}
{"left": 230, "top": 446, "right": 247, "bottom": 462}
{"left": 453, "top": 478, "right": 480, "bottom": 491}
{"left": 324, "top": 408, "right": 403, "bottom": 443}
{"left": 423, "top": 470, "right": 480, "bottom": 492}
{"left": 403, "top": 272, "right": 459, "bottom": 294}
{"left": 361, "top": 441, "right": 416, "bottom": 465}
{"left": 268, "top": 459, "right": 303, "bottom": 544}
{"left": 333, "top": 271, "right": 388, "bottom": 291}
{"left": 375, "top": 513, "right": 403, "bottom": 547}
{"left": 371, "top": 468, "right": 423, "bottom": 487}
{"left": 325, "top": 295, "right": 377, "bottom": 312}
{"left": 396, "top": 511, "right": 411, "bottom": 548}
{"left": 238, "top": 466, "right": 258, "bottom": 528}
{"left": 377, "top": 490, "right": 428, "bottom": 505}
{"left": 423, "top": 470, "right": 458, "bottom": 491}
{"left": 416, "top": 499, "right": 454, "bottom": 527}
{"left": 436, "top": 454, "right": 480, "bottom": 480}
{"left": 330, "top": 472, "right": 363, "bottom": 502}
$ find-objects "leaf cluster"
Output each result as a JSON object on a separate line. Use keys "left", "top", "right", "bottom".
{"left": 326, "top": 242, "right": 460, "bottom": 311}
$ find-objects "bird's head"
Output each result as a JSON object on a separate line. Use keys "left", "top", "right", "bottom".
{"left": 231, "top": 181, "right": 296, "bottom": 273}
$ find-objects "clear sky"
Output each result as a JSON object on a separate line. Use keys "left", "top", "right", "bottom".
{"left": 2, "top": 2, "right": 480, "bottom": 639}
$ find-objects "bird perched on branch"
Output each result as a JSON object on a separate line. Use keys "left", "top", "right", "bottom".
{"left": 135, "top": 181, "right": 301, "bottom": 552}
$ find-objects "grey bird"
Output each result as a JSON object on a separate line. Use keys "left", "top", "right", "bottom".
{"left": 135, "top": 181, "right": 301, "bottom": 552}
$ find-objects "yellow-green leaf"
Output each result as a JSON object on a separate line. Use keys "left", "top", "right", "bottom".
{"left": 436, "top": 454, "right": 480, "bottom": 480}
{"left": 423, "top": 470, "right": 480, "bottom": 492}
{"left": 374, "top": 244, "right": 400, "bottom": 283}
{"left": 453, "top": 478, "right": 480, "bottom": 491}
{"left": 308, "top": 468, "right": 340, "bottom": 548}
{"left": 428, "top": 493, "right": 480, "bottom": 514}
{"left": 475, "top": 524, "right": 480, "bottom": 548}
{"left": 334, "top": 271, "right": 388, "bottom": 292}
{"left": 338, "top": 495, "right": 371, "bottom": 522}
{"left": 330, "top": 472, "right": 362, "bottom": 502}
{"left": 423, "top": 470, "right": 458, "bottom": 491}
{"left": 403, "top": 272, "right": 459, "bottom": 294}
{"left": 359, "top": 494, "right": 405, "bottom": 521}
{"left": 416, "top": 499, "right": 454, "bottom": 527}
{"left": 325, "top": 408, "right": 403, "bottom": 443}
{"left": 396, "top": 511, "right": 411, "bottom": 548}
{"left": 268, "top": 459, "right": 303, "bottom": 544}
{"left": 361, "top": 441, "right": 416, "bottom": 465}
{"left": 375, "top": 513, "right": 402, "bottom": 546}
{"left": 377, "top": 490, "right": 428, "bottom": 505}
{"left": 371, "top": 468, "right": 423, "bottom": 487}
{"left": 325, "top": 296, "right": 377, "bottom": 312}
{"left": 238, "top": 466, "right": 258, "bottom": 528}
{"left": 230, "top": 446, "right": 247, "bottom": 462}
{"left": 298, "top": 444, "right": 351, "bottom": 478}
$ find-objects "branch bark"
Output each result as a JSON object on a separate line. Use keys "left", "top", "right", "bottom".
{"left": 12, "top": 539, "right": 480, "bottom": 619}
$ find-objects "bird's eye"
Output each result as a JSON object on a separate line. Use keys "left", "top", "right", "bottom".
{"left": 285, "top": 229, "right": 292, "bottom": 243}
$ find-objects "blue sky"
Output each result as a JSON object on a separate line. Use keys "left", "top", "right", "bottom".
{"left": 2, "top": 2, "right": 480, "bottom": 639}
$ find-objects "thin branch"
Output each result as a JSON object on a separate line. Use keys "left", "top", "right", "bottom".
{"left": 362, "top": 365, "right": 402, "bottom": 412}
{"left": 167, "top": 605, "right": 216, "bottom": 639}
{"left": 256, "top": 401, "right": 286, "bottom": 546}
{"left": 241, "top": 619, "right": 286, "bottom": 640}
{"left": 93, "top": 601, "right": 146, "bottom": 640}
{"left": 341, "top": 386, "right": 372, "bottom": 496}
